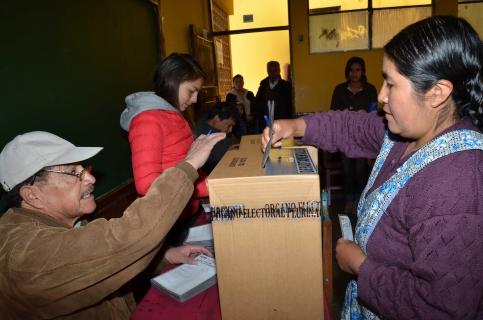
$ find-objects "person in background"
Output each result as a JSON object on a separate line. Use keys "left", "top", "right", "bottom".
{"left": 282, "top": 63, "right": 292, "bottom": 85}
{"left": 120, "top": 53, "right": 208, "bottom": 235}
{"left": 227, "top": 74, "right": 255, "bottom": 134}
{"left": 226, "top": 92, "right": 245, "bottom": 138}
{"left": 253, "top": 60, "right": 293, "bottom": 133}
{"left": 330, "top": 56, "right": 379, "bottom": 213}
{"left": 262, "top": 16, "right": 482, "bottom": 319}
{"left": 331, "top": 56, "right": 378, "bottom": 112}
{"left": 194, "top": 101, "right": 240, "bottom": 174}
{"left": 0, "top": 130, "right": 225, "bottom": 319}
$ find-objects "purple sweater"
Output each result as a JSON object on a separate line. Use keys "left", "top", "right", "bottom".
{"left": 303, "top": 111, "right": 483, "bottom": 320}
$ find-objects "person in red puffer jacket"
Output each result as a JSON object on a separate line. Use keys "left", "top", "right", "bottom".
{"left": 120, "top": 53, "right": 208, "bottom": 227}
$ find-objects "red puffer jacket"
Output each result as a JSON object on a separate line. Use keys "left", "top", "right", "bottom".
{"left": 128, "top": 109, "right": 208, "bottom": 201}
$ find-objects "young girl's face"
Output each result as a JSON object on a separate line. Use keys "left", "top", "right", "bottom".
{"left": 233, "top": 77, "right": 244, "bottom": 90}
{"left": 348, "top": 63, "right": 363, "bottom": 83}
{"left": 178, "top": 77, "right": 204, "bottom": 111}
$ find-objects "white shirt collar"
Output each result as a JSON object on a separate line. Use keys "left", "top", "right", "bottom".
{"left": 269, "top": 79, "right": 279, "bottom": 89}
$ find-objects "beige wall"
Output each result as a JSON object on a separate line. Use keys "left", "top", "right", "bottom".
{"left": 229, "top": 0, "right": 290, "bottom": 94}
{"left": 290, "top": 0, "right": 458, "bottom": 113}
{"left": 290, "top": 1, "right": 383, "bottom": 112}
{"left": 230, "top": 31, "right": 290, "bottom": 93}
{"left": 156, "top": 0, "right": 460, "bottom": 113}
{"left": 160, "top": 0, "right": 211, "bottom": 54}
{"left": 458, "top": 2, "right": 483, "bottom": 38}
{"left": 215, "top": 0, "right": 233, "bottom": 15}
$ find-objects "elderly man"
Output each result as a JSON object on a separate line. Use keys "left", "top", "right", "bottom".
{"left": 0, "top": 130, "right": 225, "bottom": 319}
{"left": 252, "top": 60, "right": 293, "bottom": 132}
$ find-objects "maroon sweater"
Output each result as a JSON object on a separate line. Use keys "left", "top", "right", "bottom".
{"left": 303, "top": 111, "right": 483, "bottom": 320}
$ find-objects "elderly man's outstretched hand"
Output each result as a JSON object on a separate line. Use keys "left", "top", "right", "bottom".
{"left": 164, "top": 245, "right": 213, "bottom": 265}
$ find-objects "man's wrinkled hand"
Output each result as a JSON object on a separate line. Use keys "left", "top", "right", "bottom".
{"left": 164, "top": 245, "right": 213, "bottom": 265}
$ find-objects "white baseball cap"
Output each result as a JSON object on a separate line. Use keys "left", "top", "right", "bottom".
{"left": 0, "top": 131, "right": 103, "bottom": 191}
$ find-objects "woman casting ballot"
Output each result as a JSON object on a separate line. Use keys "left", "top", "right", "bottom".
{"left": 262, "top": 16, "right": 482, "bottom": 320}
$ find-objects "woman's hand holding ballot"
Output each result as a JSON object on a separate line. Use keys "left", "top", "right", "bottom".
{"left": 335, "top": 239, "right": 366, "bottom": 275}
{"left": 261, "top": 118, "right": 307, "bottom": 151}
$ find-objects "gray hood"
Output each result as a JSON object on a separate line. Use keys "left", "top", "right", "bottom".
{"left": 120, "top": 91, "right": 178, "bottom": 131}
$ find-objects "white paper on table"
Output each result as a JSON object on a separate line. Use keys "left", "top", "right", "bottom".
{"left": 185, "top": 224, "right": 213, "bottom": 243}
{"left": 151, "top": 254, "right": 216, "bottom": 297}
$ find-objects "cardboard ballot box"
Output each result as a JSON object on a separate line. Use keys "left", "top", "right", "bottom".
{"left": 207, "top": 135, "right": 324, "bottom": 320}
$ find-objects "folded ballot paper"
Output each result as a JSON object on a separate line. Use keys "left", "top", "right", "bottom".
{"left": 151, "top": 254, "right": 217, "bottom": 302}
{"left": 184, "top": 223, "right": 214, "bottom": 252}
{"left": 338, "top": 214, "right": 354, "bottom": 241}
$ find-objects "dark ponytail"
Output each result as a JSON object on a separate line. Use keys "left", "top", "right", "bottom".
{"left": 384, "top": 16, "right": 483, "bottom": 130}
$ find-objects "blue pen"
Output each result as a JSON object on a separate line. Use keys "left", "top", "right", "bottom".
{"left": 207, "top": 129, "right": 213, "bottom": 135}
{"left": 263, "top": 115, "right": 270, "bottom": 127}
{"left": 264, "top": 114, "right": 274, "bottom": 139}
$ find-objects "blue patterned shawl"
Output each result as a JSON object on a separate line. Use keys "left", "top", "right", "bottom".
{"left": 341, "top": 129, "right": 483, "bottom": 320}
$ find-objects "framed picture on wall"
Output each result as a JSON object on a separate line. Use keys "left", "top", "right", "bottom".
{"left": 309, "top": 11, "right": 369, "bottom": 53}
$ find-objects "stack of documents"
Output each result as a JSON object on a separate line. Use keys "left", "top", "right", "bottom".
{"left": 151, "top": 254, "right": 217, "bottom": 302}
{"left": 184, "top": 223, "right": 214, "bottom": 252}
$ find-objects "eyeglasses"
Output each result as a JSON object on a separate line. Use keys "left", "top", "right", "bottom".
{"left": 42, "top": 165, "right": 93, "bottom": 182}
